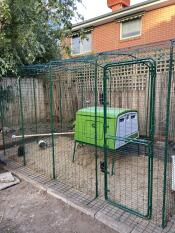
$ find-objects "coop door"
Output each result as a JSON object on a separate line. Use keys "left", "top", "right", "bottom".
{"left": 116, "top": 115, "right": 126, "bottom": 148}
{"left": 116, "top": 113, "right": 139, "bottom": 149}
{"left": 116, "top": 114, "right": 130, "bottom": 148}
{"left": 103, "top": 59, "right": 156, "bottom": 219}
{"left": 83, "top": 118, "right": 103, "bottom": 143}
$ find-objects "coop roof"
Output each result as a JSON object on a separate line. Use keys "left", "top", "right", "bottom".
{"left": 77, "top": 107, "right": 137, "bottom": 118}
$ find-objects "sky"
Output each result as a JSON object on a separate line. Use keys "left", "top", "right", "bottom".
{"left": 74, "top": 0, "right": 146, "bottom": 23}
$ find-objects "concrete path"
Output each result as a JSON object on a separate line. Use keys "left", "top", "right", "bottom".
{"left": 0, "top": 179, "right": 118, "bottom": 233}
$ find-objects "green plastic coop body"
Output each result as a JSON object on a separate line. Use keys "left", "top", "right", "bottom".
{"left": 75, "top": 107, "right": 139, "bottom": 150}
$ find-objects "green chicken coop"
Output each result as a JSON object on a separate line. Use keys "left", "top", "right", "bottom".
{"left": 74, "top": 107, "right": 139, "bottom": 150}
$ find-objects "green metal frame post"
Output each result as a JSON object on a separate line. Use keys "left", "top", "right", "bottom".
{"left": 147, "top": 62, "right": 156, "bottom": 219}
{"left": 32, "top": 78, "right": 38, "bottom": 137}
{"left": 103, "top": 66, "right": 109, "bottom": 200}
{"left": 0, "top": 100, "right": 6, "bottom": 156}
{"left": 57, "top": 79, "right": 63, "bottom": 132}
{"left": 18, "top": 77, "right": 26, "bottom": 166}
{"left": 81, "top": 73, "right": 84, "bottom": 108}
{"left": 94, "top": 61, "right": 99, "bottom": 198}
{"left": 72, "top": 141, "right": 77, "bottom": 162}
{"left": 49, "top": 64, "right": 56, "bottom": 179}
{"left": 162, "top": 40, "right": 175, "bottom": 228}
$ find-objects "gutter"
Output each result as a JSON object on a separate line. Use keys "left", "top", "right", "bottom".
{"left": 72, "top": 0, "right": 174, "bottom": 31}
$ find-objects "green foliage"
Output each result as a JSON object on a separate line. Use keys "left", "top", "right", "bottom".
{"left": 0, "top": 0, "right": 82, "bottom": 78}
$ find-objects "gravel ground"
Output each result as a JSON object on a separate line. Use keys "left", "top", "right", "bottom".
{"left": 0, "top": 175, "right": 117, "bottom": 233}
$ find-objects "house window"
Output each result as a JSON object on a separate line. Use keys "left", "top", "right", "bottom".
{"left": 71, "top": 33, "right": 92, "bottom": 55}
{"left": 121, "top": 18, "right": 141, "bottom": 39}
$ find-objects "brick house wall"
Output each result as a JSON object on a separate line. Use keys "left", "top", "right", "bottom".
{"left": 92, "top": 4, "right": 175, "bottom": 53}
{"left": 63, "top": 1, "right": 175, "bottom": 57}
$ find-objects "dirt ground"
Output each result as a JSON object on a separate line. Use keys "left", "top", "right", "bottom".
{"left": 0, "top": 174, "right": 117, "bottom": 233}
{"left": 7, "top": 136, "right": 167, "bottom": 222}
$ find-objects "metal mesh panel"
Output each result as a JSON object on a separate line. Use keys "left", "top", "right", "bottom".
{"left": 1, "top": 40, "right": 175, "bottom": 230}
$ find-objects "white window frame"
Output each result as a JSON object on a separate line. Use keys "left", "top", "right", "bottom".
{"left": 71, "top": 35, "right": 80, "bottom": 55}
{"left": 71, "top": 33, "right": 92, "bottom": 55}
{"left": 120, "top": 17, "right": 142, "bottom": 40}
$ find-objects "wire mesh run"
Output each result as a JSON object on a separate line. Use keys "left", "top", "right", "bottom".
{"left": 0, "top": 39, "right": 175, "bottom": 229}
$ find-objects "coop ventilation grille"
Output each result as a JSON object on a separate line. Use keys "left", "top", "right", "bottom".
{"left": 172, "top": 156, "right": 175, "bottom": 191}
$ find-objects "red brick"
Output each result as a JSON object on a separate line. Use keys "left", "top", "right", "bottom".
{"left": 92, "top": 5, "right": 175, "bottom": 53}
{"left": 65, "top": 4, "right": 175, "bottom": 58}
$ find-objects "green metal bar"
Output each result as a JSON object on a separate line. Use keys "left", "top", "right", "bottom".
{"left": 151, "top": 64, "right": 156, "bottom": 216}
{"left": 81, "top": 74, "right": 84, "bottom": 108}
{"left": 103, "top": 66, "right": 109, "bottom": 200}
{"left": 49, "top": 65, "right": 56, "bottom": 179}
{"left": 32, "top": 78, "right": 38, "bottom": 136}
{"left": 103, "top": 58, "right": 154, "bottom": 70}
{"left": 20, "top": 56, "right": 154, "bottom": 76}
{"left": 111, "top": 155, "right": 115, "bottom": 176}
{"left": 147, "top": 66, "right": 154, "bottom": 218}
{"left": 94, "top": 61, "right": 99, "bottom": 198}
{"left": 108, "top": 70, "right": 112, "bottom": 107}
{"left": 147, "top": 145, "right": 152, "bottom": 219}
{"left": 0, "top": 100, "right": 6, "bottom": 156}
{"left": 147, "top": 63, "right": 156, "bottom": 219}
{"left": 162, "top": 41, "right": 174, "bottom": 228}
{"left": 48, "top": 54, "right": 152, "bottom": 66}
{"left": 146, "top": 72, "right": 151, "bottom": 137}
{"left": 72, "top": 140, "right": 77, "bottom": 162}
{"left": 57, "top": 79, "right": 63, "bottom": 132}
{"left": 18, "top": 77, "right": 26, "bottom": 166}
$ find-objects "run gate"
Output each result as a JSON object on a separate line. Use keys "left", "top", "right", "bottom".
{"left": 103, "top": 58, "right": 156, "bottom": 218}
